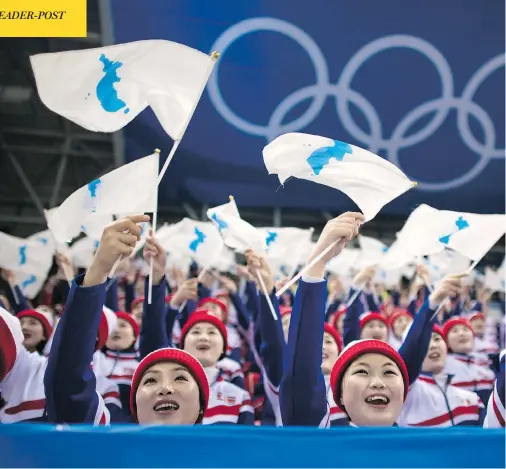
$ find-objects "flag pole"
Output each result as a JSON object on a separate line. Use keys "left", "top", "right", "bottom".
{"left": 147, "top": 51, "right": 220, "bottom": 304}
{"left": 43, "top": 210, "right": 72, "bottom": 287}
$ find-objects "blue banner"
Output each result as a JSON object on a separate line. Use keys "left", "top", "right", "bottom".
{"left": 0, "top": 424, "right": 504, "bottom": 468}
{"left": 109, "top": 0, "right": 505, "bottom": 216}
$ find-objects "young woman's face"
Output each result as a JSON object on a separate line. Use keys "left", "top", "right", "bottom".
{"left": 106, "top": 318, "right": 136, "bottom": 351}
{"left": 200, "top": 302, "right": 225, "bottom": 322}
{"left": 422, "top": 333, "right": 447, "bottom": 374}
{"left": 360, "top": 320, "right": 388, "bottom": 342}
{"left": 392, "top": 315, "right": 412, "bottom": 338}
{"left": 341, "top": 353, "right": 404, "bottom": 427}
{"left": 20, "top": 317, "right": 45, "bottom": 351}
{"left": 132, "top": 303, "right": 143, "bottom": 327}
{"left": 447, "top": 325, "right": 474, "bottom": 354}
{"left": 136, "top": 362, "right": 201, "bottom": 425}
{"left": 281, "top": 314, "right": 291, "bottom": 342}
{"left": 184, "top": 323, "right": 223, "bottom": 367}
{"left": 470, "top": 317, "right": 485, "bottom": 337}
{"left": 321, "top": 333, "right": 339, "bottom": 375}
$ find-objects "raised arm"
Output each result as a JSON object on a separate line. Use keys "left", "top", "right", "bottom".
{"left": 280, "top": 212, "right": 364, "bottom": 427}
{"left": 44, "top": 215, "right": 149, "bottom": 425}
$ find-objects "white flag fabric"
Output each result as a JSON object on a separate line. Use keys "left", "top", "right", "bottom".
{"left": 379, "top": 239, "right": 415, "bottom": 271}
{"left": 14, "top": 271, "right": 46, "bottom": 300}
{"left": 0, "top": 232, "right": 53, "bottom": 278}
{"left": 356, "top": 235, "right": 388, "bottom": 268}
{"left": 484, "top": 267, "right": 505, "bottom": 293}
{"left": 26, "top": 229, "right": 56, "bottom": 252}
{"left": 68, "top": 237, "right": 100, "bottom": 269}
{"left": 156, "top": 218, "right": 223, "bottom": 268}
{"left": 46, "top": 153, "right": 159, "bottom": 243}
{"left": 326, "top": 247, "right": 360, "bottom": 277}
{"left": 30, "top": 40, "right": 215, "bottom": 140}
{"left": 207, "top": 199, "right": 266, "bottom": 254}
{"left": 259, "top": 227, "right": 313, "bottom": 278}
{"left": 397, "top": 204, "right": 506, "bottom": 262}
{"left": 263, "top": 132, "right": 415, "bottom": 221}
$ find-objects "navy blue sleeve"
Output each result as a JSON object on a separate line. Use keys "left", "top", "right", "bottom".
{"left": 391, "top": 291, "right": 401, "bottom": 307}
{"left": 139, "top": 276, "right": 169, "bottom": 360}
{"left": 124, "top": 281, "right": 135, "bottom": 313}
{"left": 105, "top": 279, "right": 119, "bottom": 311}
{"left": 11, "top": 285, "right": 29, "bottom": 313}
{"left": 366, "top": 293, "right": 380, "bottom": 312}
{"left": 198, "top": 283, "right": 212, "bottom": 300}
{"left": 399, "top": 300, "right": 436, "bottom": 385}
{"left": 343, "top": 288, "right": 364, "bottom": 346}
{"left": 230, "top": 292, "right": 251, "bottom": 333}
{"left": 325, "top": 299, "right": 341, "bottom": 322}
{"left": 280, "top": 280, "right": 328, "bottom": 426}
{"left": 44, "top": 275, "right": 105, "bottom": 423}
{"left": 165, "top": 306, "right": 178, "bottom": 346}
{"left": 258, "top": 289, "right": 284, "bottom": 387}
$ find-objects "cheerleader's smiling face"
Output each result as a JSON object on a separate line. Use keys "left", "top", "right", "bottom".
{"left": 422, "top": 332, "right": 447, "bottom": 374}
{"left": 106, "top": 318, "right": 136, "bottom": 351}
{"left": 470, "top": 317, "right": 485, "bottom": 337}
{"left": 360, "top": 320, "right": 388, "bottom": 342}
{"left": 184, "top": 323, "right": 223, "bottom": 367}
{"left": 341, "top": 353, "right": 404, "bottom": 427}
{"left": 447, "top": 324, "right": 474, "bottom": 354}
{"left": 20, "top": 316, "right": 46, "bottom": 351}
{"left": 321, "top": 333, "right": 340, "bottom": 375}
{"left": 392, "top": 315, "right": 412, "bottom": 338}
{"left": 136, "top": 362, "right": 201, "bottom": 425}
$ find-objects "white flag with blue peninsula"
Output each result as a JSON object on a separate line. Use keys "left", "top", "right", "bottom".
{"left": 46, "top": 152, "right": 159, "bottom": 243}
{"left": 263, "top": 132, "right": 416, "bottom": 221}
{"left": 30, "top": 40, "right": 216, "bottom": 139}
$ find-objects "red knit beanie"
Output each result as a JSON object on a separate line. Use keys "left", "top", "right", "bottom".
{"left": 330, "top": 339, "right": 409, "bottom": 411}
{"left": 130, "top": 296, "right": 144, "bottom": 312}
{"left": 432, "top": 324, "right": 445, "bottom": 342}
{"left": 279, "top": 306, "right": 292, "bottom": 317}
{"left": 130, "top": 348, "right": 209, "bottom": 423}
{"left": 115, "top": 311, "right": 140, "bottom": 338}
{"left": 17, "top": 310, "right": 53, "bottom": 340}
{"left": 324, "top": 323, "right": 343, "bottom": 354}
{"left": 180, "top": 310, "right": 228, "bottom": 356}
{"left": 389, "top": 310, "right": 413, "bottom": 328}
{"left": 468, "top": 312, "right": 485, "bottom": 323}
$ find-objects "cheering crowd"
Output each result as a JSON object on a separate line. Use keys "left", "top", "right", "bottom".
{"left": 0, "top": 211, "right": 504, "bottom": 429}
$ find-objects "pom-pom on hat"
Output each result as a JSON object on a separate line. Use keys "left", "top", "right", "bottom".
{"left": 115, "top": 311, "right": 140, "bottom": 338}
{"left": 17, "top": 309, "right": 53, "bottom": 340}
{"left": 324, "top": 323, "right": 343, "bottom": 354}
{"left": 180, "top": 310, "right": 228, "bottom": 356}
{"left": 330, "top": 339, "right": 409, "bottom": 412}
{"left": 97, "top": 307, "right": 118, "bottom": 350}
{"left": 130, "top": 348, "right": 209, "bottom": 423}
{"left": 0, "top": 307, "right": 23, "bottom": 383}
{"left": 359, "top": 312, "right": 389, "bottom": 330}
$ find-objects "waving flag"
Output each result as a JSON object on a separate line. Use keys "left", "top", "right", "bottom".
{"left": 156, "top": 218, "right": 222, "bottom": 268}
{"left": 207, "top": 198, "right": 266, "bottom": 254}
{"left": 326, "top": 247, "right": 360, "bottom": 277}
{"left": 263, "top": 132, "right": 416, "bottom": 221}
{"left": 30, "top": 40, "right": 216, "bottom": 140}
{"left": 46, "top": 152, "right": 159, "bottom": 243}
{"left": 0, "top": 232, "right": 53, "bottom": 278}
{"left": 14, "top": 272, "right": 46, "bottom": 300}
{"left": 258, "top": 227, "right": 313, "bottom": 278}
{"left": 397, "top": 204, "right": 506, "bottom": 262}
{"left": 356, "top": 235, "right": 389, "bottom": 268}
{"left": 68, "top": 236, "right": 100, "bottom": 269}
{"left": 484, "top": 267, "right": 505, "bottom": 293}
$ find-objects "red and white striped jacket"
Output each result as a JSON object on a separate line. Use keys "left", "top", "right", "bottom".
{"left": 398, "top": 374, "right": 483, "bottom": 427}
{"left": 484, "top": 350, "right": 505, "bottom": 428}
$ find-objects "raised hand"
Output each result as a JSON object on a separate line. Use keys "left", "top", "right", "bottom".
{"left": 84, "top": 214, "right": 150, "bottom": 287}
{"left": 143, "top": 232, "right": 167, "bottom": 285}
{"left": 245, "top": 249, "right": 274, "bottom": 294}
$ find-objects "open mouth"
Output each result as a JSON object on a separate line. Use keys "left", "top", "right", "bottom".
{"left": 372, "top": 335, "right": 384, "bottom": 341}
{"left": 111, "top": 334, "right": 122, "bottom": 340}
{"left": 365, "top": 395, "right": 390, "bottom": 408}
{"left": 458, "top": 338, "right": 469, "bottom": 344}
{"left": 153, "top": 400, "right": 180, "bottom": 413}
{"left": 196, "top": 344, "right": 210, "bottom": 351}
{"left": 428, "top": 351, "right": 441, "bottom": 359}
{"left": 22, "top": 331, "right": 32, "bottom": 339}
{"left": 322, "top": 353, "right": 329, "bottom": 360}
